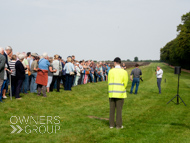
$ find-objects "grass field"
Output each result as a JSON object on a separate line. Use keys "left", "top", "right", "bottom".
{"left": 1, "top": 63, "right": 190, "bottom": 143}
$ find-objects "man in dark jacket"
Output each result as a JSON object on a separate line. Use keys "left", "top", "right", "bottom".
{"left": 0, "top": 47, "right": 6, "bottom": 101}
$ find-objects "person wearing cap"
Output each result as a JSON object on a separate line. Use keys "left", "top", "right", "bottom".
{"left": 29, "top": 53, "right": 38, "bottom": 69}
{"left": 130, "top": 64, "right": 142, "bottom": 94}
{"left": 108, "top": 57, "right": 128, "bottom": 129}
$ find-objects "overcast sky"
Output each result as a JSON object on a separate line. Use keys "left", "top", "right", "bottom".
{"left": 0, "top": 0, "right": 189, "bottom": 61}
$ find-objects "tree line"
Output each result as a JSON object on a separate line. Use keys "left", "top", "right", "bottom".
{"left": 160, "top": 12, "right": 190, "bottom": 69}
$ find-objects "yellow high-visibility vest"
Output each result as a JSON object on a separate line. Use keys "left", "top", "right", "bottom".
{"left": 108, "top": 68, "right": 128, "bottom": 98}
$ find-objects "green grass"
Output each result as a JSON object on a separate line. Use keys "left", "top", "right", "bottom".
{"left": 1, "top": 63, "right": 190, "bottom": 143}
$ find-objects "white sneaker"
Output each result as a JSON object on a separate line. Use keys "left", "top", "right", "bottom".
{"left": 3, "top": 96, "right": 7, "bottom": 99}
{"left": 116, "top": 126, "right": 124, "bottom": 129}
{"left": 110, "top": 127, "right": 114, "bottom": 129}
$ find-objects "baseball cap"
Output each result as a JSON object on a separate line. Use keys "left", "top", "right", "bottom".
{"left": 31, "top": 53, "right": 38, "bottom": 57}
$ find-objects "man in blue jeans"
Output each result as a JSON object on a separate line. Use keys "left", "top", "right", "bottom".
{"left": 130, "top": 64, "right": 142, "bottom": 94}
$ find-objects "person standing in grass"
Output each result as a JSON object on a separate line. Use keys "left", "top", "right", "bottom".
{"left": 108, "top": 57, "right": 128, "bottom": 129}
{"left": 9, "top": 55, "right": 17, "bottom": 96}
{"left": 156, "top": 66, "right": 163, "bottom": 94}
{"left": 47, "top": 57, "right": 57, "bottom": 93}
{"left": 50, "top": 55, "right": 62, "bottom": 92}
{"left": 73, "top": 63, "right": 80, "bottom": 86}
{"left": 0, "top": 48, "right": 6, "bottom": 101}
{"left": 21, "top": 53, "right": 30, "bottom": 94}
{"left": 130, "top": 64, "right": 142, "bottom": 94}
{"left": 36, "top": 53, "right": 50, "bottom": 97}
{"left": 15, "top": 54, "right": 26, "bottom": 99}
{"left": 30, "top": 55, "right": 40, "bottom": 93}
{"left": 64, "top": 57, "right": 74, "bottom": 91}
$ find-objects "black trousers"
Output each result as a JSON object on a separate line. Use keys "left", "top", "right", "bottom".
{"left": 94, "top": 72, "right": 98, "bottom": 82}
{"left": 50, "top": 76, "right": 61, "bottom": 92}
{"left": 60, "top": 75, "right": 66, "bottom": 88}
{"left": 10, "top": 76, "right": 16, "bottom": 96}
{"left": 78, "top": 73, "right": 84, "bottom": 85}
{"left": 15, "top": 79, "right": 24, "bottom": 98}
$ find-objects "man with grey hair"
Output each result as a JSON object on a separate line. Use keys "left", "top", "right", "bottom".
{"left": 155, "top": 66, "right": 163, "bottom": 94}
{"left": 4, "top": 46, "right": 12, "bottom": 69}
{"left": 0, "top": 47, "right": 6, "bottom": 101}
{"left": 42, "top": 52, "right": 48, "bottom": 59}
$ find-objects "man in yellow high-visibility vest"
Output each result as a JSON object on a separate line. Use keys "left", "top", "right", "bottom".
{"left": 108, "top": 57, "right": 128, "bottom": 129}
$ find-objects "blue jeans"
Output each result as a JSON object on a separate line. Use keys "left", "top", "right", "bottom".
{"left": 89, "top": 73, "right": 94, "bottom": 82}
{"left": 130, "top": 78, "right": 140, "bottom": 94}
{"left": 0, "top": 80, "right": 7, "bottom": 100}
{"left": 22, "top": 74, "right": 29, "bottom": 93}
{"left": 100, "top": 73, "right": 105, "bottom": 81}
{"left": 30, "top": 73, "right": 37, "bottom": 93}
{"left": 157, "top": 78, "right": 162, "bottom": 94}
{"left": 65, "top": 74, "right": 73, "bottom": 90}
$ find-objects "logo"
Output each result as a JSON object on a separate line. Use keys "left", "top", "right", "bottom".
{"left": 10, "top": 116, "right": 60, "bottom": 134}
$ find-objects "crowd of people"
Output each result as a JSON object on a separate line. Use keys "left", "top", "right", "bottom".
{"left": 0, "top": 46, "right": 164, "bottom": 129}
{"left": 0, "top": 46, "right": 129, "bottom": 100}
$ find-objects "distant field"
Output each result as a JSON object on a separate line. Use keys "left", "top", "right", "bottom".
{"left": 107, "top": 61, "right": 150, "bottom": 68}
{"left": 1, "top": 63, "right": 190, "bottom": 143}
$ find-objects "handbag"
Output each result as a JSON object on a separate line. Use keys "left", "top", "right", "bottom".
{"left": 85, "top": 70, "right": 90, "bottom": 75}
{"left": 28, "top": 70, "right": 31, "bottom": 76}
{"left": 67, "top": 64, "right": 75, "bottom": 75}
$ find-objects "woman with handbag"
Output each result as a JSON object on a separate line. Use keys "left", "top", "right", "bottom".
{"left": 50, "top": 55, "right": 62, "bottom": 92}
{"left": 63, "top": 57, "right": 74, "bottom": 91}
{"left": 83, "top": 61, "right": 90, "bottom": 84}
{"left": 47, "top": 57, "right": 57, "bottom": 93}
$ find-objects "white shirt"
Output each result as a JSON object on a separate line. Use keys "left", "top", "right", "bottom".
{"left": 79, "top": 64, "right": 84, "bottom": 73}
{"left": 115, "top": 65, "right": 121, "bottom": 69}
{"left": 157, "top": 69, "right": 163, "bottom": 78}
{"left": 4, "top": 64, "right": 7, "bottom": 80}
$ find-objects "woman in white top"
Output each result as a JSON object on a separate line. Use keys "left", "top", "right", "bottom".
{"left": 50, "top": 55, "right": 62, "bottom": 92}
{"left": 73, "top": 63, "right": 80, "bottom": 86}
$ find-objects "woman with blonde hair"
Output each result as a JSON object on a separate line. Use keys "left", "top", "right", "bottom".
{"left": 64, "top": 57, "right": 74, "bottom": 90}
{"left": 47, "top": 57, "right": 57, "bottom": 92}
{"left": 50, "top": 55, "right": 62, "bottom": 92}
